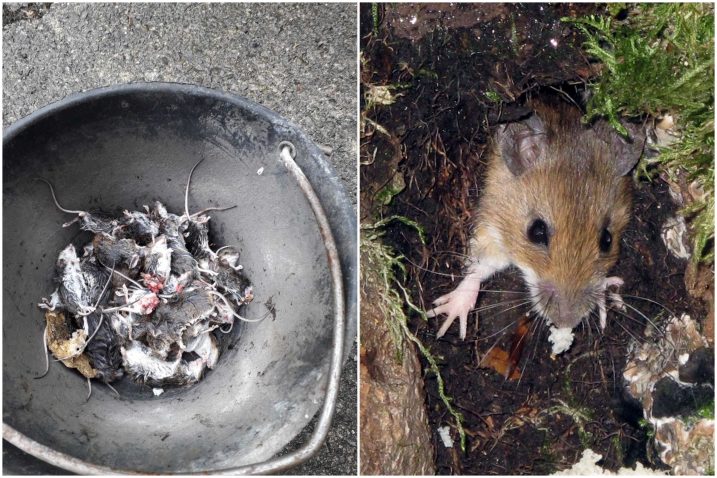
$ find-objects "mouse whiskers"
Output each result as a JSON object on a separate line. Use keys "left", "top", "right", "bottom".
{"left": 405, "top": 253, "right": 526, "bottom": 286}
{"left": 472, "top": 293, "right": 539, "bottom": 385}
{"left": 515, "top": 292, "right": 553, "bottom": 388}
{"left": 622, "top": 294, "right": 677, "bottom": 320}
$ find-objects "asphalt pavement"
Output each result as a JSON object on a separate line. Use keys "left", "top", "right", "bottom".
{"left": 2, "top": 2, "right": 357, "bottom": 475}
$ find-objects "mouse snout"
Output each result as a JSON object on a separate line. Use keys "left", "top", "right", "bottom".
{"left": 535, "top": 280, "right": 589, "bottom": 329}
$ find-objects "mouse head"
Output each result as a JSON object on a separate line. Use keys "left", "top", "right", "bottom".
{"left": 493, "top": 109, "right": 645, "bottom": 329}
{"left": 56, "top": 243, "right": 80, "bottom": 271}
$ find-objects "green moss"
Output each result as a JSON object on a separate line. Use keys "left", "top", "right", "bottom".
{"left": 638, "top": 418, "right": 656, "bottom": 439}
{"left": 553, "top": 354, "right": 601, "bottom": 449}
{"left": 372, "top": 3, "right": 379, "bottom": 36}
{"left": 361, "top": 219, "right": 465, "bottom": 451}
{"left": 535, "top": 429, "right": 558, "bottom": 474}
{"left": 484, "top": 90, "right": 502, "bottom": 103}
{"left": 611, "top": 434, "right": 624, "bottom": 467}
{"left": 697, "top": 400, "right": 715, "bottom": 420}
{"left": 564, "top": 3, "right": 714, "bottom": 264}
{"left": 375, "top": 174, "right": 406, "bottom": 206}
{"left": 361, "top": 221, "right": 412, "bottom": 359}
{"left": 606, "top": 3, "right": 628, "bottom": 17}
{"left": 548, "top": 399, "right": 595, "bottom": 449}
{"left": 684, "top": 398, "right": 714, "bottom": 427}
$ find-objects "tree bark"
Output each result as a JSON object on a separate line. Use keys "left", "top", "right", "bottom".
{"left": 359, "top": 257, "right": 435, "bottom": 475}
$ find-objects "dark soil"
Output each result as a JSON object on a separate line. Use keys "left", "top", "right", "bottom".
{"left": 361, "top": 3, "right": 706, "bottom": 475}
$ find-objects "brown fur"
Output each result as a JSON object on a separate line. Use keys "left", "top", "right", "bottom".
{"left": 471, "top": 101, "right": 633, "bottom": 328}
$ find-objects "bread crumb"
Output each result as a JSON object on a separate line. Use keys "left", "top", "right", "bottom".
{"left": 548, "top": 326, "right": 574, "bottom": 355}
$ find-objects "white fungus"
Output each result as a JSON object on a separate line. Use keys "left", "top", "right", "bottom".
{"left": 553, "top": 448, "right": 666, "bottom": 475}
{"left": 437, "top": 426, "right": 454, "bottom": 448}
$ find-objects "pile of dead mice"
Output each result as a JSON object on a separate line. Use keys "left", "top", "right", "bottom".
{"left": 36, "top": 160, "right": 257, "bottom": 398}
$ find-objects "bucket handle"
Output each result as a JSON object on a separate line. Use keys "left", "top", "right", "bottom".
{"left": 229, "top": 142, "right": 347, "bottom": 473}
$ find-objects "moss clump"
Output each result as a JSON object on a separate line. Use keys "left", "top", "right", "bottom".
{"left": 638, "top": 418, "right": 656, "bottom": 439}
{"left": 564, "top": 4, "right": 714, "bottom": 264}
{"left": 548, "top": 399, "right": 595, "bottom": 449}
{"left": 361, "top": 216, "right": 424, "bottom": 358}
{"left": 535, "top": 430, "right": 559, "bottom": 475}
{"left": 361, "top": 219, "right": 466, "bottom": 451}
{"left": 696, "top": 399, "right": 714, "bottom": 420}
{"left": 683, "top": 398, "right": 714, "bottom": 428}
{"left": 371, "top": 3, "right": 379, "bottom": 36}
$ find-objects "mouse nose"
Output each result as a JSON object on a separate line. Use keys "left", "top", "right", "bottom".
{"left": 536, "top": 281, "right": 584, "bottom": 329}
{"left": 552, "top": 306, "right": 581, "bottom": 329}
{"left": 538, "top": 281, "right": 557, "bottom": 299}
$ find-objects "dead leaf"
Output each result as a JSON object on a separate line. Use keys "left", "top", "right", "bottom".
{"left": 480, "top": 347, "right": 521, "bottom": 380}
{"left": 479, "top": 317, "right": 531, "bottom": 380}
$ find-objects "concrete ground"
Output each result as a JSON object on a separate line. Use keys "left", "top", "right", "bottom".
{"left": 2, "top": 3, "right": 357, "bottom": 475}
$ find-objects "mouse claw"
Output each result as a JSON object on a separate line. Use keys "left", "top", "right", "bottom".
{"left": 436, "top": 313, "right": 457, "bottom": 338}
{"left": 432, "top": 295, "right": 450, "bottom": 307}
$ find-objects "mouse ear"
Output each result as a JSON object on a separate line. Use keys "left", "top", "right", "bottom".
{"left": 496, "top": 114, "right": 548, "bottom": 176}
{"left": 595, "top": 120, "right": 647, "bottom": 176}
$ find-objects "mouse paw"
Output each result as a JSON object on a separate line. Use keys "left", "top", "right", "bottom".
{"left": 607, "top": 291, "right": 626, "bottom": 312}
{"left": 598, "top": 276, "right": 626, "bottom": 329}
{"left": 604, "top": 277, "right": 624, "bottom": 306}
{"left": 604, "top": 276, "right": 624, "bottom": 289}
{"left": 426, "top": 280, "right": 480, "bottom": 340}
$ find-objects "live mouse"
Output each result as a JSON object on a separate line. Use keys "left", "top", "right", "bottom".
{"left": 427, "top": 99, "right": 646, "bottom": 341}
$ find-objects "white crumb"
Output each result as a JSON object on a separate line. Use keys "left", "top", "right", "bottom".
{"left": 437, "top": 426, "right": 453, "bottom": 448}
{"left": 554, "top": 448, "right": 666, "bottom": 475}
{"left": 152, "top": 388, "right": 164, "bottom": 396}
{"left": 257, "top": 167, "right": 264, "bottom": 175}
{"left": 548, "top": 326, "right": 574, "bottom": 355}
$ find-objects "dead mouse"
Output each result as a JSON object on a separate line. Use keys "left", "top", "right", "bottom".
{"left": 92, "top": 233, "right": 145, "bottom": 272}
{"left": 120, "top": 339, "right": 206, "bottom": 388}
{"left": 427, "top": 99, "right": 646, "bottom": 345}
{"left": 35, "top": 178, "right": 121, "bottom": 234}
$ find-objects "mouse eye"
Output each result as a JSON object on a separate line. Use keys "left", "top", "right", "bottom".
{"left": 527, "top": 219, "right": 549, "bottom": 247}
{"left": 599, "top": 228, "right": 612, "bottom": 253}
